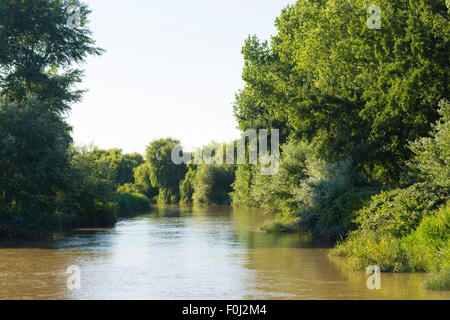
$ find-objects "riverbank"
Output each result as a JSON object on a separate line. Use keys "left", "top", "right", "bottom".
{"left": 259, "top": 186, "right": 449, "bottom": 291}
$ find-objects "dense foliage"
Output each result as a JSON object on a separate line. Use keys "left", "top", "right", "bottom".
{"left": 0, "top": 1, "right": 146, "bottom": 238}
{"left": 331, "top": 101, "right": 450, "bottom": 288}
{"left": 229, "top": 0, "right": 449, "bottom": 288}
{"left": 192, "top": 164, "right": 235, "bottom": 205}
{"left": 0, "top": 0, "right": 103, "bottom": 113}
{"left": 234, "top": 0, "right": 449, "bottom": 184}
{"left": 0, "top": 0, "right": 103, "bottom": 238}
{"left": 179, "top": 166, "right": 196, "bottom": 205}
{"left": 145, "top": 138, "right": 187, "bottom": 204}
{"left": 0, "top": 97, "right": 73, "bottom": 237}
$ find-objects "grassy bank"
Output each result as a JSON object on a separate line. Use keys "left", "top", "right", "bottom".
{"left": 330, "top": 197, "right": 449, "bottom": 290}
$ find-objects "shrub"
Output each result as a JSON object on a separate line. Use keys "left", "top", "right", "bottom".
{"left": 331, "top": 230, "right": 410, "bottom": 272}
{"left": 232, "top": 138, "right": 368, "bottom": 240}
{"left": 126, "top": 163, "right": 158, "bottom": 200}
{"left": 117, "top": 183, "right": 140, "bottom": 194}
{"left": 230, "top": 165, "right": 256, "bottom": 207}
{"left": 317, "top": 186, "right": 380, "bottom": 240}
{"left": 87, "top": 202, "right": 118, "bottom": 227}
{"left": 404, "top": 202, "right": 450, "bottom": 272}
{"left": 179, "top": 167, "right": 196, "bottom": 205}
{"left": 64, "top": 146, "right": 120, "bottom": 228}
{"left": 426, "top": 266, "right": 450, "bottom": 291}
{"left": 118, "top": 192, "right": 150, "bottom": 216}
{"left": 355, "top": 183, "right": 447, "bottom": 238}
{"left": 193, "top": 164, "right": 235, "bottom": 205}
{"left": 0, "top": 203, "right": 62, "bottom": 239}
{"left": 294, "top": 157, "right": 362, "bottom": 239}
{"left": 252, "top": 140, "right": 311, "bottom": 214}
{"left": 157, "top": 188, "right": 179, "bottom": 205}
{"left": 407, "top": 99, "right": 450, "bottom": 188}
{"left": 332, "top": 100, "right": 450, "bottom": 284}
{"left": 261, "top": 212, "right": 299, "bottom": 233}
{"left": 231, "top": 139, "right": 311, "bottom": 212}
{"left": 332, "top": 202, "right": 450, "bottom": 275}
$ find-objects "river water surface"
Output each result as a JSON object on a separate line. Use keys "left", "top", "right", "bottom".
{"left": 0, "top": 206, "right": 448, "bottom": 300}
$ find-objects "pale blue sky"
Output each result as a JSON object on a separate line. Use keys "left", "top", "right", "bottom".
{"left": 68, "top": 0, "right": 295, "bottom": 154}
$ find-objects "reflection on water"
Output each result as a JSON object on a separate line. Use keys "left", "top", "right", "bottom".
{"left": 0, "top": 206, "right": 448, "bottom": 300}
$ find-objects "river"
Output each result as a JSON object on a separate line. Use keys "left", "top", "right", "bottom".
{"left": 0, "top": 206, "right": 448, "bottom": 300}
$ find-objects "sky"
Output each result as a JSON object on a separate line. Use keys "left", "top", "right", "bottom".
{"left": 68, "top": 0, "right": 296, "bottom": 154}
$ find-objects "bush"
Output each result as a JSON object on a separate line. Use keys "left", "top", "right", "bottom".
{"left": 231, "top": 139, "right": 369, "bottom": 240}
{"left": 407, "top": 99, "right": 450, "bottom": 188}
{"left": 230, "top": 165, "right": 256, "bottom": 207}
{"left": 331, "top": 230, "right": 411, "bottom": 272}
{"left": 85, "top": 202, "right": 118, "bottom": 227}
{"left": 0, "top": 203, "right": 62, "bottom": 239}
{"left": 157, "top": 188, "right": 179, "bottom": 205}
{"left": 261, "top": 214, "right": 299, "bottom": 233}
{"left": 131, "top": 163, "right": 159, "bottom": 199}
{"left": 231, "top": 139, "right": 311, "bottom": 212}
{"left": 117, "top": 183, "right": 140, "bottom": 195}
{"left": 426, "top": 266, "right": 450, "bottom": 291}
{"left": 355, "top": 183, "right": 448, "bottom": 238}
{"left": 251, "top": 140, "right": 311, "bottom": 214}
{"left": 63, "top": 146, "right": 120, "bottom": 228}
{"left": 179, "top": 167, "right": 196, "bottom": 205}
{"left": 404, "top": 202, "right": 450, "bottom": 272}
{"left": 331, "top": 100, "right": 450, "bottom": 285}
{"left": 118, "top": 192, "right": 150, "bottom": 216}
{"left": 332, "top": 202, "right": 450, "bottom": 275}
{"left": 294, "top": 157, "right": 362, "bottom": 240}
{"left": 0, "top": 98, "right": 72, "bottom": 238}
{"left": 316, "top": 186, "right": 380, "bottom": 240}
{"left": 193, "top": 164, "right": 235, "bottom": 205}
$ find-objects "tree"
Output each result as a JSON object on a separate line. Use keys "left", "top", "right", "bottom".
{"left": 193, "top": 164, "right": 235, "bottom": 205}
{"left": 408, "top": 99, "right": 450, "bottom": 188}
{"left": 131, "top": 162, "right": 158, "bottom": 199}
{"left": 234, "top": 0, "right": 449, "bottom": 183}
{"left": 65, "top": 146, "right": 118, "bottom": 228}
{"left": 179, "top": 166, "right": 196, "bottom": 205}
{"left": 145, "top": 138, "right": 187, "bottom": 204}
{"left": 0, "top": 98, "right": 73, "bottom": 237}
{"left": 0, "top": 0, "right": 103, "bottom": 112}
{"left": 83, "top": 148, "right": 144, "bottom": 187}
{"left": 230, "top": 164, "right": 255, "bottom": 207}
{"left": 0, "top": 0, "right": 103, "bottom": 237}
{"left": 116, "top": 152, "right": 145, "bottom": 186}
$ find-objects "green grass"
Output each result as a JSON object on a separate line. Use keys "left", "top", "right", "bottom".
{"left": 426, "top": 266, "right": 450, "bottom": 291}
{"left": 331, "top": 200, "right": 450, "bottom": 283}
{"left": 330, "top": 231, "right": 411, "bottom": 272}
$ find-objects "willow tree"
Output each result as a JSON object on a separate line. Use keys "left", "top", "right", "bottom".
{"left": 145, "top": 138, "right": 188, "bottom": 204}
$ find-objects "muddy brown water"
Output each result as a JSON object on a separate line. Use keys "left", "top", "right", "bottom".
{"left": 0, "top": 206, "right": 448, "bottom": 300}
